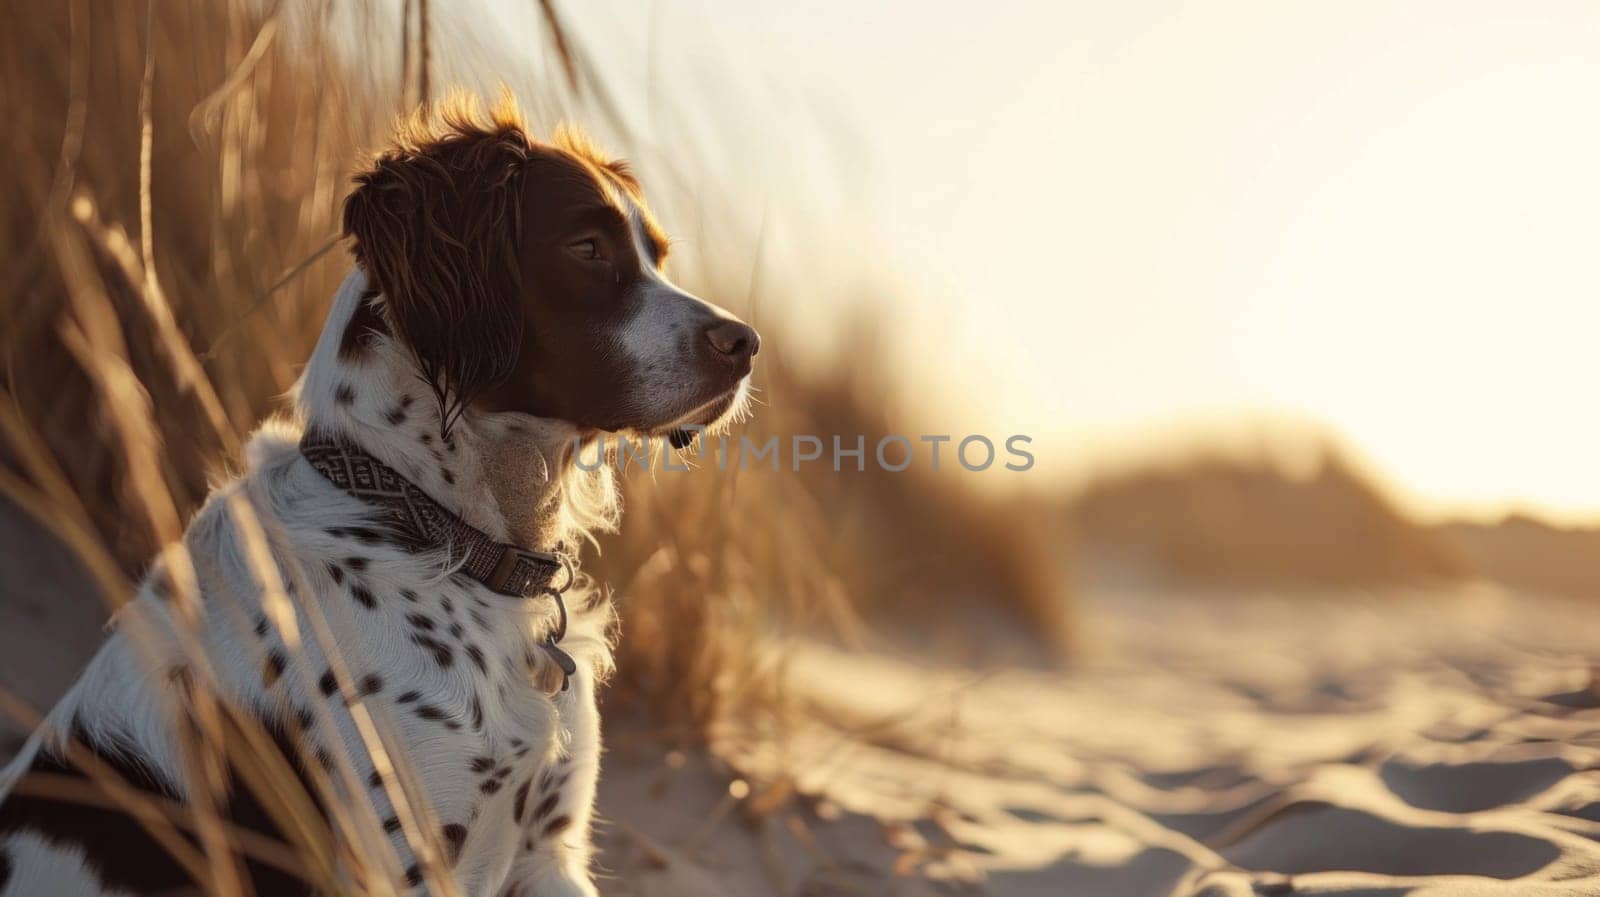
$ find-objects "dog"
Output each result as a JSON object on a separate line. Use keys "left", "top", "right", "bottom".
{"left": 0, "top": 97, "right": 758, "bottom": 896}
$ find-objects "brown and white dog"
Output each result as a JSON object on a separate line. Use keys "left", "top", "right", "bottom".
{"left": 0, "top": 98, "right": 757, "bottom": 896}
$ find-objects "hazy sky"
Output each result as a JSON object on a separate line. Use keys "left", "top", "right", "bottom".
{"left": 443, "top": 1, "right": 1600, "bottom": 519}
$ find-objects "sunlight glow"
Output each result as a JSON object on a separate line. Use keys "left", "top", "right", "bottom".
{"left": 644, "top": 1, "right": 1600, "bottom": 519}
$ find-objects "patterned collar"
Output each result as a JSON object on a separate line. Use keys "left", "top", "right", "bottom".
{"left": 299, "top": 429, "right": 577, "bottom": 689}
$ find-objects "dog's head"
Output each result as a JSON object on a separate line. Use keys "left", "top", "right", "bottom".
{"left": 341, "top": 97, "right": 757, "bottom": 442}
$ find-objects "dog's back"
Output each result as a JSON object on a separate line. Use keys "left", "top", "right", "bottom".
{"left": 0, "top": 428, "right": 352, "bottom": 896}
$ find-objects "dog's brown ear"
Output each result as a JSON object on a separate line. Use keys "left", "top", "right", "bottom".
{"left": 342, "top": 123, "right": 531, "bottom": 435}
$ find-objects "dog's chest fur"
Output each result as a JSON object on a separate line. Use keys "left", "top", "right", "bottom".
{"left": 254, "top": 509, "right": 604, "bottom": 886}
{"left": 271, "top": 523, "right": 570, "bottom": 817}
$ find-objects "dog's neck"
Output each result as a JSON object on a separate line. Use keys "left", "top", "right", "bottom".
{"left": 296, "top": 269, "right": 577, "bottom": 550}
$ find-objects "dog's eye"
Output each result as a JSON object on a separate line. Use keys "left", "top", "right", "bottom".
{"left": 568, "top": 238, "right": 602, "bottom": 262}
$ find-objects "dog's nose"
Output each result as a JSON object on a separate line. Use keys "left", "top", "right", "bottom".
{"left": 704, "top": 320, "right": 760, "bottom": 364}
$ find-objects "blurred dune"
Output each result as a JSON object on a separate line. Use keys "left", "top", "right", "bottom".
{"left": 1066, "top": 448, "right": 1469, "bottom": 589}
{"left": 1433, "top": 515, "right": 1600, "bottom": 601}
{"left": 1061, "top": 435, "right": 1600, "bottom": 604}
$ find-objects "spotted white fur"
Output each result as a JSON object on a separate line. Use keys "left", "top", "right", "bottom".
{"left": 0, "top": 268, "right": 643, "bottom": 896}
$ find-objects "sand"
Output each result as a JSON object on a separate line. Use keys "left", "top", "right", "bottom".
{"left": 595, "top": 585, "right": 1600, "bottom": 896}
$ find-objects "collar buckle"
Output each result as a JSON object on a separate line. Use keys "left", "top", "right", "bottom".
{"left": 488, "top": 545, "right": 564, "bottom": 596}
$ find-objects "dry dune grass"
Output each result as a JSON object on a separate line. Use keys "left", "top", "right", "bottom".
{"left": 0, "top": 2, "right": 1070, "bottom": 887}
{"left": 1, "top": 0, "right": 365, "bottom": 583}
{"left": 599, "top": 328, "right": 1075, "bottom": 739}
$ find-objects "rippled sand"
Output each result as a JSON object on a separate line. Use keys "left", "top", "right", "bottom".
{"left": 598, "top": 585, "right": 1600, "bottom": 896}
